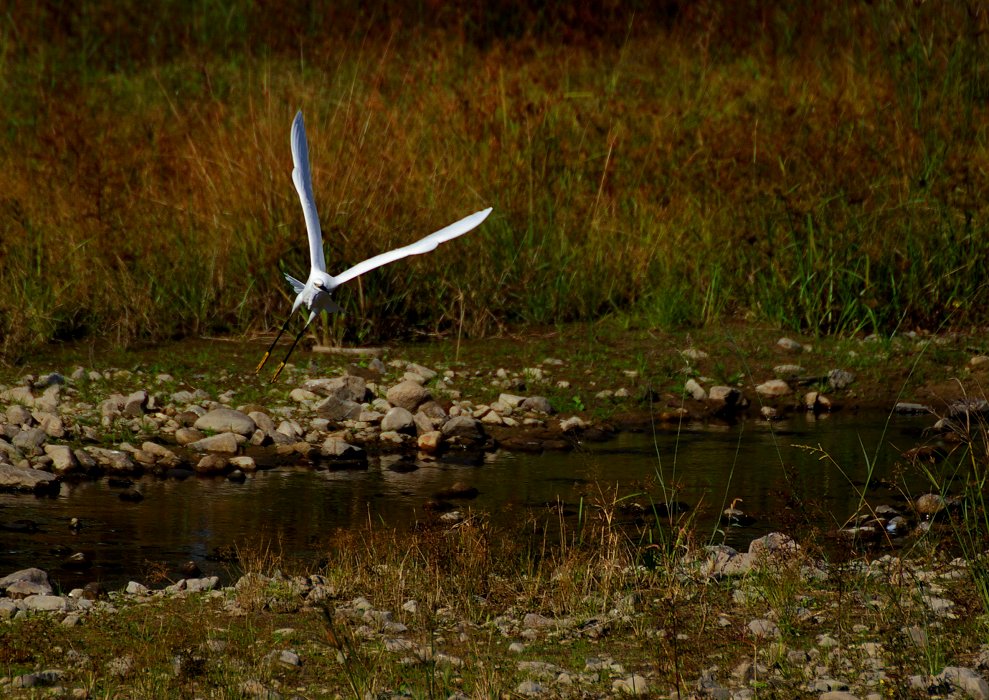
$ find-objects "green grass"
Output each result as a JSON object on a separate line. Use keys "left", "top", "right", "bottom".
{"left": 2, "top": 2, "right": 989, "bottom": 362}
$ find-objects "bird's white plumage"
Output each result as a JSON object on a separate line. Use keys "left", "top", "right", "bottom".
{"left": 256, "top": 109, "right": 491, "bottom": 379}
{"left": 291, "top": 112, "right": 326, "bottom": 275}
{"left": 333, "top": 207, "right": 493, "bottom": 286}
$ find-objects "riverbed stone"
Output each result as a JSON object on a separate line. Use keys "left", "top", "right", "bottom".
{"left": 0, "top": 463, "right": 58, "bottom": 492}
{"left": 520, "top": 396, "right": 554, "bottom": 414}
{"left": 141, "top": 442, "right": 181, "bottom": 468}
{"left": 12, "top": 427, "right": 47, "bottom": 455}
{"left": 381, "top": 407, "right": 415, "bottom": 433}
{"left": 612, "top": 675, "right": 649, "bottom": 695}
{"left": 6, "top": 404, "right": 33, "bottom": 426}
{"left": 195, "top": 454, "right": 229, "bottom": 474}
{"left": 417, "top": 431, "right": 442, "bottom": 452}
{"left": 828, "top": 369, "right": 856, "bottom": 390}
{"left": 229, "top": 456, "right": 257, "bottom": 472}
{"left": 314, "top": 396, "right": 362, "bottom": 421}
{"left": 34, "top": 412, "right": 65, "bottom": 438}
{"left": 304, "top": 375, "right": 368, "bottom": 403}
{"left": 940, "top": 667, "right": 989, "bottom": 699}
{"left": 123, "top": 390, "right": 149, "bottom": 417}
{"left": 684, "top": 378, "right": 707, "bottom": 400}
{"left": 248, "top": 411, "right": 277, "bottom": 434}
{"left": 915, "top": 493, "right": 945, "bottom": 516}
{"left": 85, "top": 447, "right": 137, "bottom": 474}
{"left": 188, "top": 432, "right": 242, "bottom": 454}
{"left": 194, "top": 408, "right": 256, "bottom": 436}
{"left": 441, "top": 416, "right": 484, "bottom": 442}
{"left": 0, "top": 568, "right": 52, "bottom": 595}
{"left": 44, "top": 445, "right": 78, "bottom": 473}
{"left": 23, "top": 594, "right": 68, "bottom": 612}
{"left": 755, "top": 379, "right": 791, "bottom": 397}
{"left": 386, "top": 381, "right": 431, "bottom": 412}
{"left": 320, "top": 437, "right": 365, "bottom": 460}
{"left": 289, "top": 388, "right": 318, "bottom": 403}
{"left": 175, "top": 427, "right": 205, "bottom": 445}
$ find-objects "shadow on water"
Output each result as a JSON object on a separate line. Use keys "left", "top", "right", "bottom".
{"left": 0, "top": 411, "right": 934, "bottom": 591}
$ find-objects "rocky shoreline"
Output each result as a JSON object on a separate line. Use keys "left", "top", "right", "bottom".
{"left": 2, "top": 334, "right": 989, "bottom": 696}
{"left": 2, "top": 528, "right": 989, "bottom": 698}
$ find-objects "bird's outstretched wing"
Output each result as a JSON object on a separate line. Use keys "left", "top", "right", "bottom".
{"left": 333, "top": 207, "right": 493, "bottom": 286}
{"left": 291, "top": 111, "right": 326, "bottom": 274}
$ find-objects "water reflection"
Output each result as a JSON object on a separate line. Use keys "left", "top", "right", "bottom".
{"left": 0, "top": 412, "right": 933, "bottom": 591}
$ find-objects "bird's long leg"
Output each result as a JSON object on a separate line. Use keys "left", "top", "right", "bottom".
{"left": 255, "top": 315, "right": 295, "bottom": 375}
{"left": 271, "top": 314, "right": 316, "bottom": 382}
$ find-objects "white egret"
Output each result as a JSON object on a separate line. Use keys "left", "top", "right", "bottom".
{"left": 256, "top": 110, "right": 492, "bottom": 380}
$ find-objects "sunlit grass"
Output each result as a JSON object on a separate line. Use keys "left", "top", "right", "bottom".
{"left": 1, "top": 2, "right": 988, "bottom": 361}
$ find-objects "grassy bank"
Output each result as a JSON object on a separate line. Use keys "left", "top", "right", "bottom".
{"left": 2, "top": 2, "right": 988, "bottom": 361}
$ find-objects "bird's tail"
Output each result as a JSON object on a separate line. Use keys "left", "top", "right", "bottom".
{"left": 283, "top": 273, "right": 305, "bottom": 294}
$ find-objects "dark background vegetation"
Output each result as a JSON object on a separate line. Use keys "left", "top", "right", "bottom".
{"left": 1, "top": 1, "right": 987, "bottom": 360}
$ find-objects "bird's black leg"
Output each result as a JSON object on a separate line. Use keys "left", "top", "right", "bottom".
{"left": 255, "top": 315, "right": 295, "bottom": 375}
{"left": 271, "top": 315, "right": 315, "bottom": 382}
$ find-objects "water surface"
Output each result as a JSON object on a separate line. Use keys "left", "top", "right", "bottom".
{"left": 0, "top": 412, "right": 933, "bottom": 591}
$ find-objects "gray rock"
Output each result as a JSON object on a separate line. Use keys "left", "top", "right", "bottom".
{"left": 195, "top": 454, "right": 229, "bottom": 474}
{"left": 188, "top": 432, "right": 242, "bottom": 454}
{"left": 684, "top": 378, "right": 707, "bottom": 400}
{"left": 441, "top": 416, "right": 485, "bottom": 442}
{"left": 86, "top": 447, "right": 137, "bottom": 473}
{"left": 0, "top": 438, "right": 24, "bottom": 463}
{"left": 381, "top": 407, "right": 415, "bottom": 433}
{"left": 6, "top": 404, "right": 33, "bottom": 426}
{"left": 313, "top": 395, "right": 363, "bottom": 421}
{"left": 915, "top": 493, "right": 945, "bottom": 516}
{"left": 320, "top": 437, "right": 365, "bottom": 460}
{"left": 126, "top": 581, "right": 149, "bottom": 595}
{"left": 413, "top": 410, "right": 435, "bottom": 435}
{"left": 940, "top": 667, "right": 989, "bottom": 700}
{"left": 0, "top": 464, "right": 58, "bottom": 492}
{"left": 709, "top": 386, "right": 743, "bottom": 406}
{"left": 747, "top": 619, "right": 780, "bottom": 638}
{"left": 34, "top": 412, "right": 65, "bottom": 438}
{"left": 1, "top": 385, "right": 36, "bottom": 406}
{"left": 559, "top": 416, "right": 587, "bottom": 431}
{"left": 229, "top": 456, "right": 257, "bottom": 471}
{"left": 0, "top": 568, "right": 52, "bottom": 595}
{"left": 407, "top": 363, "right": 437, "bottom": 381}
{"left": 44, "top": 445, "right": 78, "bottom": 473}
{"left": 123, "top": 390, "right": 149, "bottom": 417}
{"left": 304, "top": 375, "right": 368, "bottom": 403}
{"left": 777, "top": 337, "right": 803, "bottom": 352}
{"left": 194, "top": 408, "right": 256, "bottom": 436}
{"left": 520, "top": 396, "right": 554, "bottom": 414}
{"left": 141, "top": 442, "right": 181, "bottom": 468}
{"left": 175, "top": 427, "right": 205, "bottom": 445}
{"left": 755, "top": 379, "right": 791, "bottom": 397}
{"left": 23, "top": 594, "right": 68, "bottom": 612}
{"left": 12, "top": 427, "right": 47, "bottom": 454}
{"left": 827, "top": 369, "right": 856, "bottom": 390}
{"left": 248, "top": 411, "right": 277, "bottom": 434}
{"left": 515, "top": 680, "right": 544, "bottom": 696}
{"left": 6, "top": 579, "right": 52, "bottom": 598}
{"left": 748, "top": 532, "right": 799, "bottom": 559}
{"left": 820, "top": 692, "right": 860, "bottom": 700}
{"left": 612, "top": 675, "right": 649, "bottom": 695}
{"left": 386, "top": 380, "right": 432, "bottom": 411}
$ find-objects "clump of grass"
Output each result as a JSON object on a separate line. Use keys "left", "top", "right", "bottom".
{"left": 2, "top": 2, "right": 989, "bottom": 362}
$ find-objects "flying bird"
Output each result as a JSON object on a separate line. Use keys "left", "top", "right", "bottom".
{"left": 256, "top": 110, "right": 492, "bottom": 380}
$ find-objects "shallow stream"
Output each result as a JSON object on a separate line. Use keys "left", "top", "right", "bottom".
{"left": 0, "top": 412, "right": 935, "bottom": 591}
